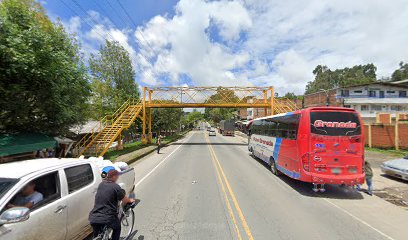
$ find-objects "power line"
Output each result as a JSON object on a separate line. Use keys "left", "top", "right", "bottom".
{"left": 58, "top": 0, "right": 158, "bottom": 82}
{"left": 93, "top": 0, "right": 164, "bottom": 78}
{"left": 103, "top": 0, "right": 132, "bottom": 28}
{"left": 115, "top": 0, "right": 157, "bottom": 54}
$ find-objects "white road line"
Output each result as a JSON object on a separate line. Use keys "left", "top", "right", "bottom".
{"left": 134, "top": 132, "right": 194, "bottom": 189}
{"left": 323, "top": 199, "right": 395, "bottom": 240}
{"left": 224, "top": 134, "right": 293, "bottom": 192}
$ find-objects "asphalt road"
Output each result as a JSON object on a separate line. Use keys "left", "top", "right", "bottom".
{"left": 130, "top": 131, "right": 408, "bottom": 240}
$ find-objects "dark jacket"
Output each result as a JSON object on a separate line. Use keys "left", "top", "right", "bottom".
{"left": 89, "top": 181, "right": 126, "bottom": 224}
{"left": 364, "top": 161, "right": 373, "bottom": 179}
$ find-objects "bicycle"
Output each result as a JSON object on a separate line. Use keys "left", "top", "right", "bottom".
{"left": 93, "top": 199, "right": 139, "bottom": 240}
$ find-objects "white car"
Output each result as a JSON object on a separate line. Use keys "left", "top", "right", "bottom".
{"left": 209, "top": 129, "right": 216, "bottom": 136}
{"left": 381, "top": 155, "right": 408, "bottom": 181}
{"left": 0, "top": 158, "right": 135, "bottom": 240}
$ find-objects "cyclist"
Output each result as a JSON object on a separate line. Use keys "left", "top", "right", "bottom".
{"left": 89, "top": 166, "right": 135, "bottom": 240}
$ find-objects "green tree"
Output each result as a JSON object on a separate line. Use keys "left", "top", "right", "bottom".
{"left": 181, "top": 109, "right": 203, "bottom": 129}
{"left": 204, "top": 87, "right": 237, "bottom": 123}
{"left": 205, "top": 108, "right": 234, "bottom": 123}
{"left": 89, "top": 40, "right": 139, "bottom": 119}
{"left": 0, "top": 0, "right": 90, "bottom": 135}
{"left": 391, "top": 61, "right": 408, "bottom": 82}
{"left": 283, "top": 92, "right": 297, "bottom": 99}
{"left": 152, "top": 108, "right": 183, "bottom": 133}
{"left": 305, "top": 64, "right": 377, "bottom": 94}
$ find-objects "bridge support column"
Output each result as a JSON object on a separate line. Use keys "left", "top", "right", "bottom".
{"left": 117, "top": 133, "right": 124, "bottom": 150}
{"left": 147, "top": 108, "right": 152, "bottom": 143}
{"left": 148, "top": 90, "right": 152, "bottom": 144}
{"left": 270, "top": 87, "right": 275, "bottom": 115}
{"left": 263, "top": 90, "right": 268, "bottom": 117}
{"left": 142, "top": 87, "right": 147, "bottom": 144}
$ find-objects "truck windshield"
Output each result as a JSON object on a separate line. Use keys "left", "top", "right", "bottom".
{"left": 0, "top": 178, "right": 18, "bottom": 199}
{"left": 310, "top": 111, "right": 361, "bottom": 136}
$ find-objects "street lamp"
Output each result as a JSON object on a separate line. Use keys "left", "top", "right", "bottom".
{"left": 319, "top": 89, "right": 330, "bottom": 106}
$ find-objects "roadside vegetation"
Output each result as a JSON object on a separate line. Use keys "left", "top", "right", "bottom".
{"left": 366, "top": 147, "right": 408, "bottom": 157}
{"left": 104, "top": 132, "right": 187, "bottom": 160}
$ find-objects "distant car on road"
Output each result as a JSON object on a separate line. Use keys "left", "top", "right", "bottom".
{"left": 209, "top": 129, "right": 216, "bottom": 136}
{"left": 381, "top": 155, "right": 408, "bottom": 181}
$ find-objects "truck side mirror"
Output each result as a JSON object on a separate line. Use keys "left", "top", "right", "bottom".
{"left": 0, "top": 207, "right": 30, "bottom": 225}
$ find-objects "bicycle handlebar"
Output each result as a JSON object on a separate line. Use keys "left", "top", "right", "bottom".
{"left": 123, "top": 199, "right": 140, "bottom": 211}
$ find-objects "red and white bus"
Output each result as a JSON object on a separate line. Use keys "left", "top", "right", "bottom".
{"left": 247, "top": 107, "right": 365, "bottom": 191}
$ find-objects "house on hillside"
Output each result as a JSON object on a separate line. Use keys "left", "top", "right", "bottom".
{"left": 303, "top": 82, "right": 408, "bottom": 123}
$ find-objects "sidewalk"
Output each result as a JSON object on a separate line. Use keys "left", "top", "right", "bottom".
{"left": 113, "top": 132, "right": 187, "bottom": 164}
{"left": 115, "top": 145, "right": 157, "bottom": 164}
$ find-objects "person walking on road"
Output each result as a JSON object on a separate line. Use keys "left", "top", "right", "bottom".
{"left": 157, "top": 135, "right": 161, "bottom": 154}
{"left": 357, "top": 161, "right": 373, "bottom": 196}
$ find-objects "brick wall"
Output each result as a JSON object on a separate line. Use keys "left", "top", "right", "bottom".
{"left": 252, "top": 108, "right": 271, "bottom": 118}
{"left": 398, "top": 113, "right": 408, "bottom": 121}
{"left": 238, "top": 108, "right": 247, "bottom": 120}
{"left": 398, "top": 124, "right": 408, "bottom": 148}
{"left": 364, "top": 123, "right": 408, "bottom": 149}
{"left": 371, "top": 125, "right": 395, "bottom": 148}
{"left": 303, "top": 90, "right": 340, "bottom": 107}
{"left": 377, "top": 113, "right": 391, "bottom": 124}
{"left": 363, "top": 126, "right": 369, "bottom": 145}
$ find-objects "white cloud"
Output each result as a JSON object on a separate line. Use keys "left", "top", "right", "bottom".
{"left": 243, "top": 0, "right": 408, "bottom": 93}
{"left": 62, "top": 11, "right": 139, "bottom": 71}
{"left": 65, "top": 16, "right": 81, "bottom": 34}
{"left": 61, "top": 0, "right": 408, "bottom": 95}
{"left": 134, "top": 0, "right": 252, "bottom": 86}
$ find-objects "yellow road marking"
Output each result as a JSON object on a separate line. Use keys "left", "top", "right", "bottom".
{"left": 206, "top": 138, "right": 242, "bottom": 240}
{"left": 205, "top": 134, "right": 254, "bottom": 240}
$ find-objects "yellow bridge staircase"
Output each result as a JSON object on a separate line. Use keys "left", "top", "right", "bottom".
{"left": 273, "top": 98, "right": 300, "bottom": 114}
{"left": 73, "top": 98, "right": 143, "bottom": 157}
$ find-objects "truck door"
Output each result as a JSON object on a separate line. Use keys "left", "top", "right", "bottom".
{"left": 0, "top": 171, "right": 67, "bottom": 240}
{"left": 63, "top": 164, "right": 97, "bottom": 240}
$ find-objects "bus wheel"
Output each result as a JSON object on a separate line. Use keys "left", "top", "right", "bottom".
{"left": 250, "top": 147, "right": 255, "bottom": 158}
{"left": 270, "top": 158, "right": 280, "bottom": 176}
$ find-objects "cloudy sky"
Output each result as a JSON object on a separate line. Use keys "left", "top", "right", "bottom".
{"left": 44, "top": 0, "right": 408, "bottom": 95}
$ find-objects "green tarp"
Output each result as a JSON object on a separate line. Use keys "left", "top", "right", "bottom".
{"left": 0, "top": 133, "right": 57, "bottom": 157}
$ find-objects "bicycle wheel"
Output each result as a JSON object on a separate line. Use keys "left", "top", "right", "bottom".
{"left": 120, "top": 209, "right": 135, "bottom": 239}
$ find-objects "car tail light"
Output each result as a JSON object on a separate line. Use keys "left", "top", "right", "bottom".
{"left": 301, "top": 153, "right": 310, "bottom": 172}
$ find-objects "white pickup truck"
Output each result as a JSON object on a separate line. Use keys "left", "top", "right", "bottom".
{"left": 0, "top": 158, "right": 135, "bottom": 240}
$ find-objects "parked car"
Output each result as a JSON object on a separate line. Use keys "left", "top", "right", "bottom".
{"left": 381, "top": 155, "right": 408, "bottom": 181}
{"left": 0, "top": 158, "right": 135, "bottom": 240}
{"left": 209, "top": 129, "right": 216, "bottom": 136}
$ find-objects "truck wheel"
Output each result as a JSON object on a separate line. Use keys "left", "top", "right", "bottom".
{"left": 270, "top": 158, "right": 280, "bottom": 176}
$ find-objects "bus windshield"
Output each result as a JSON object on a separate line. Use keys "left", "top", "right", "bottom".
{"left": 310, "top": 111, "right": 361, "bottom": 136}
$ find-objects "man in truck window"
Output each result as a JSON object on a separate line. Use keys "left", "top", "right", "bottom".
{"left": 89, "top": 166, "right": 135, "bottom": 240}
{"left": 7, "top": 181, "right": 43, "bottom": 209}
